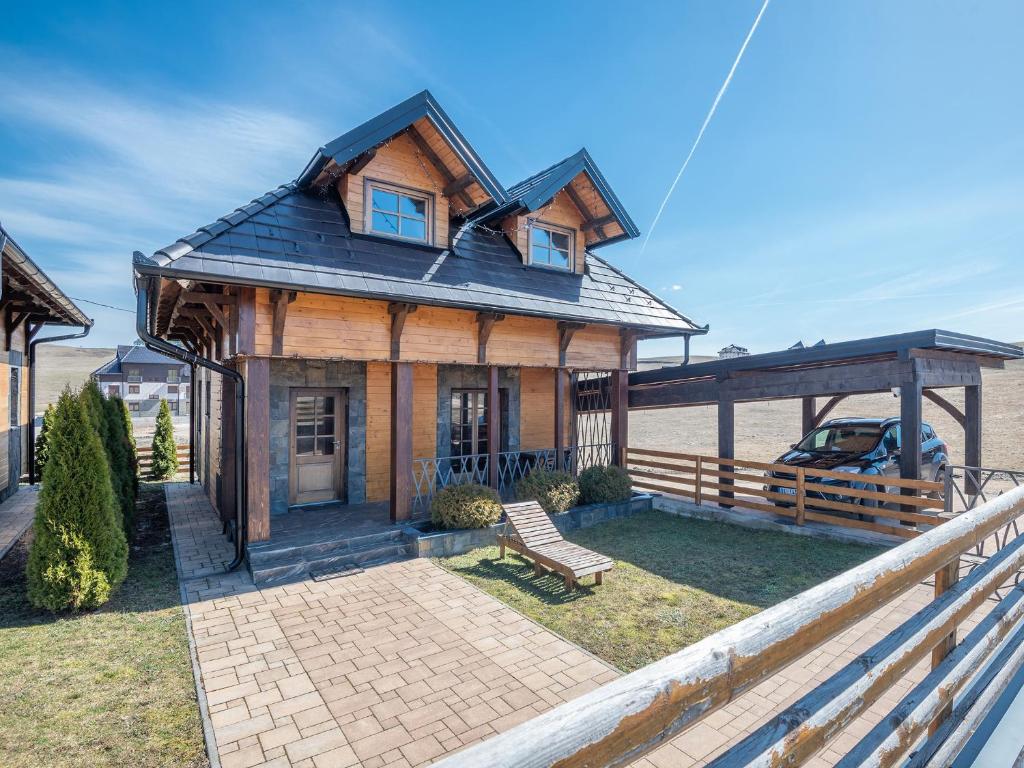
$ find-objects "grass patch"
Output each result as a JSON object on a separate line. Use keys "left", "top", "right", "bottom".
{"left": 0, "top": 482, "right": 207, "bottom": 768}
{"left": 437, "top": 510, "right": 885, "bottom": 672}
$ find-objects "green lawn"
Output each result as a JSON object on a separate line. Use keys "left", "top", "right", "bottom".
{"left": 0, "top": 482, "right": 208, "bottom": 768}
{"left": 438, "top": 510, "right": 885, "bottom": 672}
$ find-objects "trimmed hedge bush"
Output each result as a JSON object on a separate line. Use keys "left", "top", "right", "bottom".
{"left": 431, "top": 483, "right": 503, "bottom": 530}
{"left": 578, "top": 464, "right": 633, "bottom": 504}
{"left": 26, "top": 388, "right": 128, "bottom": 611}
{"left": 515, "top": 467, "right": 580, "bottom": 515}
{"left": 150, "top": 399, "right": 178, "bottom": 479}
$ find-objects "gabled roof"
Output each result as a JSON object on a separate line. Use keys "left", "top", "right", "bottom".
{"left": 92, "top": 343, "right": 190, "bottom": 376}
{"left": 141, "top": 186, "right": 701, "bottom": 335}
{"left": 477, "top": 149, "right": 640, "bottom": 247}
{"left": 0, "top": 221, "right": 91, "bottom": 327}
{"left": 296, "top": 90, "right": 506, "bottom": 204}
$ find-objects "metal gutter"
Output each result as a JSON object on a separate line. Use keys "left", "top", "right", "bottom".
{"left": 28, "top": 321, "right": 93, "bottom": 484}
{"left": 135, "top": 274, "right": 248, "bottom": 571}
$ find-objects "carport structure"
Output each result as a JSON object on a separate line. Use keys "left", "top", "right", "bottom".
{"left": 626, "top": 330, "right": 1023, "bottom": 485}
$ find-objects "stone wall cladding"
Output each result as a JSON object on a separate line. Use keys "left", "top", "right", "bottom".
{"left": 268, "top": 359, "right": 368, "bottom": 515}
{"left": 435, "top": 365, "right": 521, "bottom": 458}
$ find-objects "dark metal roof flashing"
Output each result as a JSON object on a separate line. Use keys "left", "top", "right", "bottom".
{"left": 296, "top": 90, "right": 507, "bottom": 203}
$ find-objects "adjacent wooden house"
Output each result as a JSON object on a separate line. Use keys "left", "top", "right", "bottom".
{"left": 0, "top": 223, "right": 91, "bottom": 499}
{"left": 133, "top": 91, "right": 703, "bottom": 549}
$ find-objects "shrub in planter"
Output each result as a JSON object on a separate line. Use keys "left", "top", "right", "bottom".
{"left": 26, "top": 389, "right": 128, "bottom": 611}
{"left": 578, "top": 464, "right": 633, "bottom": 504}
{"left": 515, "top": 467, "right": 580, "bottom": 515}
{"left": 150, "top": 399, "right": 178, "bottom": 479}
{"left": 431, "top": 483, "right": 503, "bottom": 530}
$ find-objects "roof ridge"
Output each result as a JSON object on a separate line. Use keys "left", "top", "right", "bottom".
{"left": 585, "top": 251, "right": 704, "bottom": 331}
{"left": 154, "top": 182, "right": 297, "bottom": 264}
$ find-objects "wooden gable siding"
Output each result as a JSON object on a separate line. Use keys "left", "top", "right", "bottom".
{"left": 365, "top": 361, "right": 437, "bottom": 502}
{"left": 569, "top": 171, "right": 625, "bottom": 245}
{"left": 339, "top": 131, "right": 450, "bottom": 247}
{"left": 503, "top": 190, "right": 587, "bottom": 274}
{"left": 411, "top": 118, "right": 490, "bottom": 211}
{"left": 253, "top": 288, "right": 623, "bottom": 370}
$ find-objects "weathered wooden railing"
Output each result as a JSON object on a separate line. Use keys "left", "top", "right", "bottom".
{"left": 624, "top": 448, "right": 945, "bottom": 539}
{"left": 432, "top": 486, "right": 1024, "bottom": 767}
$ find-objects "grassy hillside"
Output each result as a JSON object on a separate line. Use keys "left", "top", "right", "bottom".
{"left": 33, "top": 345, "right": 115, "bottom": 415}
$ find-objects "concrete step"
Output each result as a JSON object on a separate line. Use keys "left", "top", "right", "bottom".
{"left": 248, "top": 538, "right": 411, "bottom": 587}
{"left": 246, "top": 526, "right": 406, "bottom": 569}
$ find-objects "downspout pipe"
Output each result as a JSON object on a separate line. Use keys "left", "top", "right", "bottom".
{"left": 135, "top": 276, "right": 248, "bottom": 571}
{"left": 189, "top": 362, "right": 196, "bottom": 485}
{"left": 28, "top": 322, "right": 93, "bottom": 484}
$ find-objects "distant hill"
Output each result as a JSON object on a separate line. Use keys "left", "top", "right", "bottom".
{"left": 34, "top": 345, "right": 115, "bottom": 414}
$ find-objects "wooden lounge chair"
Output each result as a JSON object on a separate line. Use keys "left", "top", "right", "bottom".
{"left": 497, "top": 501, "right": 613, "bottom": 590}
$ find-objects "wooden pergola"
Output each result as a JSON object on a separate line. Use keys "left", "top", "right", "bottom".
{"left": 626, "top": 330, "right": 1023, "bottom": 483}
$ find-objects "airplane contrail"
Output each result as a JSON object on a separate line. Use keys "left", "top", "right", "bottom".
{"left": 641, "top": 0, "right": 772, "bottom": 254}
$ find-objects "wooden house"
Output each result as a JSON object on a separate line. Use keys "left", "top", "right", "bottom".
{"left": 0, "top": 223, "right": 92, "bottom": 499}
{"left": 133, "top": 91, "right": 703, "bottom": 553}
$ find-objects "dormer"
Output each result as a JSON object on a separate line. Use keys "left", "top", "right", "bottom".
{"left": 297, "top": 91, "right": 506, "bottom": 248}
{"left": 478, "top": 149, "right": 639, "bottom": 274}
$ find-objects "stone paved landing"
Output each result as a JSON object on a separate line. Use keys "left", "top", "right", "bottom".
{"left": 166, "top": 483, "right": 618, "bottom": 768}
{"left": 0, "top": 485, "right": 38, "bottom": 561}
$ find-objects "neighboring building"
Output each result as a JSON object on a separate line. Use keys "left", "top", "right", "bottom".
{"left": 92, "top": 342, "right": 190, "bottom": 416}
{"left": 134, "top": 90, "right": 704, "bottom": 548}
{"left": 0, "top": 222, "right": 91, "bottom": 501}
{"left": 718, "top": 344, "right": 750, "bottom": 359}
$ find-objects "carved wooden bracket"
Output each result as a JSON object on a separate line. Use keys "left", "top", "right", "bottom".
{"left": 476, "top": 312, "right": 505, "bottom": 364}
{"left": 557, "top": 321, "right": 586, "bottom": 367}
{"left": 270, "top": 289, "right": 297, "bottom": 356}
{"left": 389, "top": 302, "right": 418, "bottom": 360}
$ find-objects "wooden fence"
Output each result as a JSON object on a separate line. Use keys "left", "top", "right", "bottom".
{"left": 624, "top": 447, "right": 945, "bottom": 539}
{"left": 433, "top": 485, "right": 1024, "bottom": 767}
{"left": 136, "top": 443, "right": 190, "bottom": 473}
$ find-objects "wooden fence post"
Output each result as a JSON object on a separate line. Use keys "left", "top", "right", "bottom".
{"left": 795, "top": 467, "right": 806, "bottom": 526}
{"left": 929, "top": 557, "right": 961, "bottom": 734}
{"left": 694, "top": 456, "right": 703, "bottom": 506}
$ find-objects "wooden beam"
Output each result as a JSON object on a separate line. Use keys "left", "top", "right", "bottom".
{"left": 346, "top": 148, "right": 377, "bottom": 177}
{"left": 390, "top": 362, "right": 413, "bottom": 522}
{"left": 476, "top": 312, "right": 504, "bottom": 365}
{"left": 964, "top": 385, "right": 981, "bottom": 469}
{"left": 245, "top": 357, "right": 270, "bottom": 542}
{"left": 554, "top": 368, "right": 567, "bottom": 471}
{"left": 718, "top": 398, "right": 735, "bottom": 500}
{"left": 226, "top": 287, "right": 238, "bottom": 357}
{"left": 619, "top": 330, "right": 639, "bottom": 371}
{"left": 487, "top": 366, "right": 500, "bottom": 488}
{"left": 180, "top": 291, "right": 237, "bottom": 305}
{"left": 611, "top": 370, "right": 628, "bottom": 466}
{"left": 581, "top": 214, "right": 617, "bottom": 233}
{"left": 801, "top": 397, "right": 816, "bottom": 435}
{"left": 813, "top": 394, "right": 849, "bottom": 428}
{"left": 389, "top": 302, "right": 417, "bottom": 360}
{"left": 269, "top": 289, "right": 297, "bottom": 357}
{"left": 443, "top": 172, "right": 475, "bottom": 198}
{"left": 564, "top": 183, "right": 606, "bottom": 240}
{"left": 406, "top": 124, "right": 475, "bottom": 209}
{"left": 923, "top": 389, "right": 966, "bottom": 429}
{"left": 558, "top": 322, "right": 585, "bottom": 367}
{"left": 237, "top": 287, "right": 256, "bottom": 355}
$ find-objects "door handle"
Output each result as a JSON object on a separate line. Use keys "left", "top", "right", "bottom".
{"left": 333, "top": 440, "right": 342, "bottom": 449}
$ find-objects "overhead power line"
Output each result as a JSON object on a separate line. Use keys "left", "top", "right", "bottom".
{"left": 69, "top": 297, "right": 135, "bottom": 313}
{"left": 641, "top": 0, "right": 772, "bottom": 254}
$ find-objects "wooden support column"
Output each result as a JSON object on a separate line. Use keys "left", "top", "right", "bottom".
{"left": 245, "top": 357, "right": 270, "bottom": 542}
{"left": 554, "top": 368, "right": 567, "bottom": 471}
{"left": 219, "top": 367, "right": 236, "bottom": 526}
{"left": 487, "top": 366, "right": 500, "bottom": 489}
{"left": 900, "top": 374, "right": 923, "bottom": 529}
{"left": 619, "top": 330, "right": 639, "bottom": 371}
{"left": 801, "top": 397, "right": 816, "bottom": 436}
{"left": 718, "top": 397, "right": 735, "bottom": 502}
{"left": 390, "top": 362, "right": 413, "bottom": 522}
{"left": 389, "top": 302, "right": 417, "bottom": 360}
{"left": 964, "top": 384, "right": 982, "bottom": 482}
{"left": 610, "top": 369, "right": 628, "bottom": 466}
{"left": 237, "top": 287, "right": 256, "bottom": 356}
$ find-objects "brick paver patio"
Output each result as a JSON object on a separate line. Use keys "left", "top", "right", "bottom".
{"left": 0, "top": 485, "right": 38, "bottom": 562}
{"left": 167, "top": 482, "right": 974, "bottom": 767}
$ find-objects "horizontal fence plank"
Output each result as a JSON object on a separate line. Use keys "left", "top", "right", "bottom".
{"left": 627, "top": 447, "right": 701, "bottom": 462}
{"left": 626, "top": 457, "right": 698, "bottom": 472}
{"left": 431, "top": 486, "right": 1024, "bottom": 768}
{"left": 630, "top": 479, "right": 697, "bottom": 498}
{"left": 626, "top": 469, "right": 698, "bottom": 487}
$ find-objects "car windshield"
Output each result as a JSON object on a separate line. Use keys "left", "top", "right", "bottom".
{"left": 796, "top": 425, "right": 883, "bottom": 453}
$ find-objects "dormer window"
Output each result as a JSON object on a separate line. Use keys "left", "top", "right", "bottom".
{"left": 529, "top": 222, "right": 573, "bottom": 270}
{"left": 367, "top": 181, "right": 431, "bottom": 244}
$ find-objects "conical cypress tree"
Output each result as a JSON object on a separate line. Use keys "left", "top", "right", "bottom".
{"left": 150, "top": 399, "right": 178, "bottom": 479}
{"left": 80, "top": 381, "right": 125, "bottom": 531}
{"left": 103, "top": 395, "right": 135, "bottom": 534}
{"left": 117, "top": 396, "right": 139, "bottom": 494}
{"left": 26, "top": 388, "right": 128, "bottom": 611}
{"left": 34, "top": 403, "right": 55, "bottom": 478}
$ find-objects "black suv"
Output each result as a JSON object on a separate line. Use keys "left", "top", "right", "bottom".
{"left": 767, "top": 417, "right": 948, "bottom": 508}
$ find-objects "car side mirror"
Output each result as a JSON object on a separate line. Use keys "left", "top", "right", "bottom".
{"left": 790, "top": 443, "right": 798, "bottom": 450}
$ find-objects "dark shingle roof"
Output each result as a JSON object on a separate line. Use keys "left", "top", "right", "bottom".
{"left": 141, "top": 187, "right": 698, "bottom": 333}
{"left": 93, "top": 344, "right": 190, "bottom": 376}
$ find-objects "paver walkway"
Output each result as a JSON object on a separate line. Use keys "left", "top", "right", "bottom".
{"left": 167, "top": 483, "right": 618, "bottom": 768}
{"left": 0, "top": 485, "right": 38, "bottom": 561}
{"left": 168, "top": 482, "right": 978, "bottom": 767}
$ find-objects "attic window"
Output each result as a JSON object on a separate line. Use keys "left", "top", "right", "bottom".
{"left": 529, "top": 222, "right": 573, "bottom": 270}
{"left": 367, "top": 181, "right": 431, "bottom": 244}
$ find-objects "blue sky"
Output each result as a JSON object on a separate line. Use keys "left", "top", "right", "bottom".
{"left": 1, "top": 0, "right": 1021, "bottom": 354}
